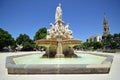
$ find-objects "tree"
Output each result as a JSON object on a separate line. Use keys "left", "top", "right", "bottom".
{"left": 102, "top": 34, "right": 113, "bottom": 49}
{"left": 102, "top": 33, "right": 120, "bottom": 49}
{"left": 0, "top": 28, "right": 15, "bottom": 51}
{"left": 113, "top": 33, "right": 120, "bottom": 49}
{"left": 113, "top": 33, "right": 120, "bottom": 43}
{"left": 93, "top": 42, "right": 103, "bottom": 50}
{"left": 106, "top": 34, "right": 113, "bottom": 42}
{"left": 111, "top": 41, "right": 117, "bottom": 49}
{"left": 34, "top": 27, "right": 47, "bottom": 40}
{"left": 16, "top": 34, "right": 35, "bottom": 51}
{"left": 73, "top": 44, "right": 82, "bottom": 50}
{"left": 82, "top": 42, "right": 89, "bottom": 50}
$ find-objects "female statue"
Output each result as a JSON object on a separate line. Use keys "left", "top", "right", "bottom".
{"left": 55, "top": 3, "right": 62, "bottom": 21}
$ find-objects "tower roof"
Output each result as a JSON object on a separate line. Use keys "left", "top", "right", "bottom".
{"left": 103, "top": 14, "right": 108, "bottom": 24}
{"left": 103, "top": 14, "right": 110, "bottom": 36}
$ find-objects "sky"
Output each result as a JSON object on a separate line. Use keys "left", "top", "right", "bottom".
{"left": 0, "top": 0, "right": 120, "bottom": 42}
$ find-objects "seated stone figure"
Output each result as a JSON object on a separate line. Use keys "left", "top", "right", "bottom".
{"left": 50, "top": 23, "right": 56, "bottom": 31}
{"left": 64, "top": 24, "right": 73, "bottom": 39}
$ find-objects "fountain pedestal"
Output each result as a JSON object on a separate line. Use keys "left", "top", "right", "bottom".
{"left": 55, "top": 53, "right": 64, "bottom": 58}
{"left": 55, "top": 38, "right": 64, "bottom": 58}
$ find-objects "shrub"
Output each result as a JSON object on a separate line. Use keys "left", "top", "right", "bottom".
{"left": 103, "top": 49, "right": 116, "bottom": 53}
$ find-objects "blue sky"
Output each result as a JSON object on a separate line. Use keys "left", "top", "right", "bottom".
{"left": 0, "top": 0, "right": 120, "bottom": 42}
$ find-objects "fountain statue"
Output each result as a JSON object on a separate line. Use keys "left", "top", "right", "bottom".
{"left": 36, "top": 4, "right": 82, "bottom": 58}
{"left": 55, "top": 3, "right": 62, "bottom": 22}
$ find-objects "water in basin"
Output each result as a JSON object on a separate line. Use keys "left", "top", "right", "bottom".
{"left": 13, "top": 53, "right": 106, "bottom": 64}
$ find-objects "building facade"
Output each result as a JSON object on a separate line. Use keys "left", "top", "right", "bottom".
{"left": 86, "top": 34, "right": 102, "bottom": 43}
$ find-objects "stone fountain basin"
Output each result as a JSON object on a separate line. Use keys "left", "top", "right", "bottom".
{"left": 6, "top": 53, "right": 113, "bottom": 74}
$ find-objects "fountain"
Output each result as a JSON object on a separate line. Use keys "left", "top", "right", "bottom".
{"left": 36, "top": 3, "right": 82, "bottom": 58}
{"left": 6, "top": 4, "right": 113, "bottom": 74}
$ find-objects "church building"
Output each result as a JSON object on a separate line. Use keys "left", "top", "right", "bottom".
{"left": 86, "top": 14, "right": 110, "bottom": 43}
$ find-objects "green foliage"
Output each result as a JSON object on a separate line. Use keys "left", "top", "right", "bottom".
{"left": 103, "top": 49, "right": 116, "bottom": 53}
{"left": 92, "top": 42, "right": 103, "bottom": 50}
{"left": 78, "top": 42, "right": 103, "bottom": 50}
{"left": 34, "top": 27, "right": 47, "bottom": 40}
{"left": 16, "top": 34, "right": 30, "bottom": 45}
{"left": 16, "top": 34, "right": 35, "bottom": 51}
{"left": 0, "top": 28, "right": 15, "bottom": 50}
{"left": 82, "top": 42, "right": 90, "bottom": 50}
{"left": 73, "top": 43, "right": 90, "bottom": 50}
{"left": 73, "top": 45, "right": 82, "bottom": 50}
{"left": 111, "top": 42, "right": 117, "bottom": 49}
{"left": 102, "top": 33, "right": 120, "bottom": 49}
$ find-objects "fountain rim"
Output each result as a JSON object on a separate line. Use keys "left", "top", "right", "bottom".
{"left": 36, "top": 39, "right": 82, "bottom": 46}
{"left": 6, "top": 52, "right": 113, "bottom": 74}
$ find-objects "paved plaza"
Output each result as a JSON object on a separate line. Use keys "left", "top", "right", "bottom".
{"left": 0, "top": 51, "right": 120, "bottom": 80}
